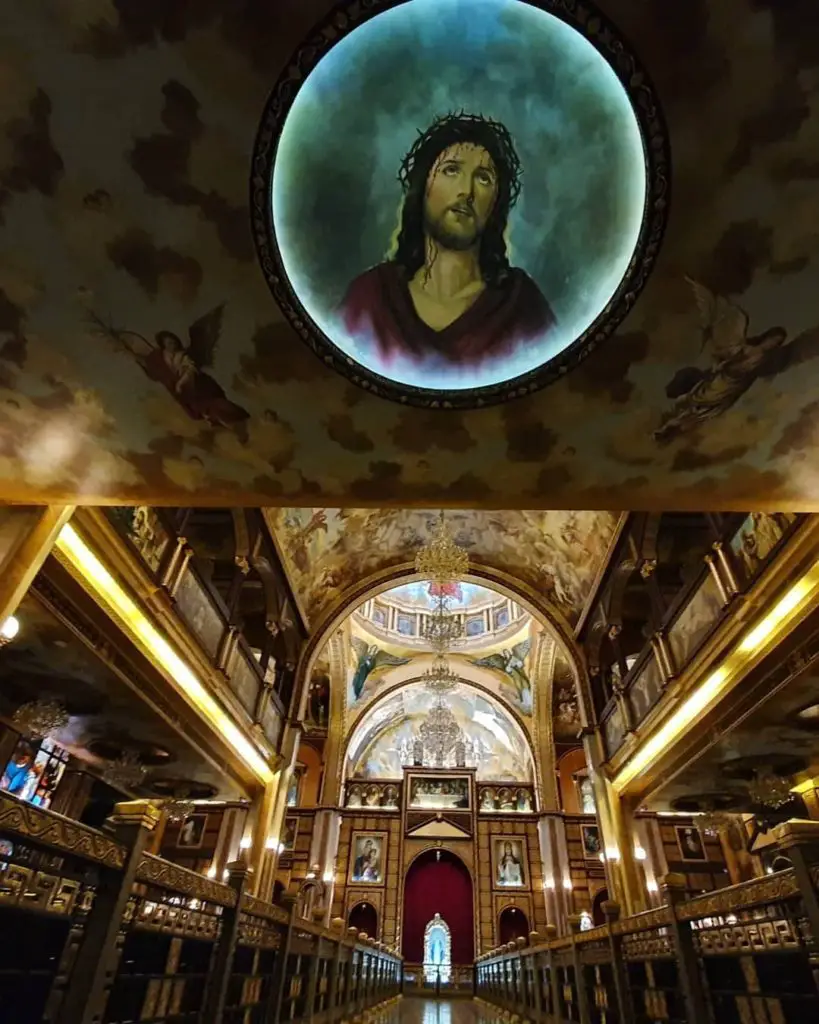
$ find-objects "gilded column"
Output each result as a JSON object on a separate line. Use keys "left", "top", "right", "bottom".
{"left": 0, "top": 505, "right": 75, "bottom": 624}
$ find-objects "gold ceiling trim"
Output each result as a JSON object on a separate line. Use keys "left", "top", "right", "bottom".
{"left": 613, "top": 557, "right": 819, "bottom": 794}
{"left": 54, "top": 523, "right": 275, "bottom": 785}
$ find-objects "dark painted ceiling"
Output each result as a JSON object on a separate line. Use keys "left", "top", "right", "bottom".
{"left": 1, "top": 0, "right": 818, "bottom": 508}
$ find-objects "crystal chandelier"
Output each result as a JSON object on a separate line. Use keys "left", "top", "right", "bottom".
{"left": 105, "top": 751, "right": 147, "bottom": 791}
{"left": 748, "top": 770, "right": 794, "bottom": 809}
{"left": 419, "top": 698, "right": 463, "bottom": 767}
{"left": 697, "top": 810, "right": 734, "bottom": 837}
{"left": 12, "top": 699, "right": 69, "bottom": 740}
{"left": 421, "top": 595, "right": 465, "bottom": 653}
{"left": 414, "top": 512, "right": 469, "bottom": 583}
{"left": 422, "top": 655, "right": 459, "bottom": 696}
{"left": 164, "top": 797, "right": 196, "bottom": 824}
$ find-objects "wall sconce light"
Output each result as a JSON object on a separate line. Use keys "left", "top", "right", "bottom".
{"left": 599, "top": 852, "right": 607, "bottom": 863}
{"left": 0, "top": 615, "right": 20, "bottom": 648}
{"left": 265, "top": 836, "right": 278, "bottom": 851}
{"left": 323, "top": 871, "right": 335, "bottom": 883}
{"left": 207, "top": 865, "right": 217, "bottom": 879}
{"left": 544, "top": 878, "right": 556, "bottom": 890}
{"left": 634, "top": 846, "right": 647, "bottom": 861}
{"left": 239, "top": 835, "right": 252, "bottom": 850}
{"left": 646, "top": 879, "right": 658, "bottom": 893}
{"left": 563, "top": 878, "right": 573, "bottom": 891}
{"left": 605, "top": 847, "right": 620, "bottom": 862}
{"left": 306, "top": 871, "right": 316, "bottom": 879}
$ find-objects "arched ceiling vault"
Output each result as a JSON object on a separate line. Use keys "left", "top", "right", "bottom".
{"left": 1, "top": 2, "right": 818, "bottom": 510}
{"left": 269, "top": 509, "right": 620, "bottom": 631}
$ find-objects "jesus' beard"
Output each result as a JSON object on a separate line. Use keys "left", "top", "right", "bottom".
{"left": 423, "top": 206, "right": 483, "bottom": 254}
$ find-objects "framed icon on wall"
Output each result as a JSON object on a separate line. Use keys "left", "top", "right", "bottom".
{"left": 675, "top": 826, "right": 707, "bottom": 862}
{"left": 492, "top": 837, "right": 527, "bottom": 888}
{"left": 349, "top": 832, "right": 387, "bottom": 885}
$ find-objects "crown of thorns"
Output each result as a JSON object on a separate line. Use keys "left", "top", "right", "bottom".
{"left": 397, "top": 111, "right": 523, "bottom": 207}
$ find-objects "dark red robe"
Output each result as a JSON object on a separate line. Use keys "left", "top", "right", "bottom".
{"left": 340, "top": 262, "right": 556, "bottom": 369}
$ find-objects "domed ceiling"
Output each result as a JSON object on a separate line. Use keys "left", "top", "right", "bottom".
{"left": 2, "top": 1, "right": 818, "bottom": 509}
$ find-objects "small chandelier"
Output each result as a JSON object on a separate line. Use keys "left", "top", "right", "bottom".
{"left": 164, "top": 797, "right": 196, "bottom": 824}
{"left": 421, "top": 595, "right": 464, "bottom": 653}
{"left": 748, "top": 770, "right": 794, "bottom": 809}
{"left": 105, "top": 751, "right": 147, "bottom": 791}
{"left": 414, "top": 512, "right": 469, "bottom": 583}
{"left": 12, "top": 699, "right": 69, "bottom": 740}
{"left": 697, "top": 810, "right": 734, "bottom": 837}
{"left": 422, "top": 656, "right": 459, "bottom": 696}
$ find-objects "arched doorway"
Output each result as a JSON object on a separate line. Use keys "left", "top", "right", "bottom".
{"left": 402, "top": 849, "right": 474, "bottom": 964}
{"left": 498, "top": 906, "right": 529, "bottom": 945}
{"left": 348, "top": 901, "right": 378, "bottom": 939}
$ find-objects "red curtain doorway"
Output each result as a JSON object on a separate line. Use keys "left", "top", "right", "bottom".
{"left": 402, "top": 849, "right": 474, "bottom": 964}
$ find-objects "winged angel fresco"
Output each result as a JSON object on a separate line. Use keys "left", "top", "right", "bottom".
{"left": 350, "top": 639, "right": 411, "bottom": 702}
{"left": 88, "top": 305, "right": 249, "bottom": 428}
{"left": 654, "top": 279, "right": 819, "bottom": 442}
{"left": 471, "top": 640, "right": 532, "bottom": 713}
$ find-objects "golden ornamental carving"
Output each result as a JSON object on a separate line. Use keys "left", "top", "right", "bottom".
{"left": 135, "top": 852, "right": 238, "bottom": 907}
{"left": 676, "top": 871, "right": 800, "bottom": 920}
{"left": 611, "top": 907, "right": 671, "bottom": 934}
{"left": 242, "top": 892, "right": 290, "bottom": 924}
{"left": 0, "top": 792, "right": 126, "bottom": 868}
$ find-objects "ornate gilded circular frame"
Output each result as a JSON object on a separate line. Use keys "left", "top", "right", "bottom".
{"left": 251, "top": 0, "right": 670, "bottom": 409}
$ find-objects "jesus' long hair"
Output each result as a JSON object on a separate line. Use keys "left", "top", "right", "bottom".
{"left": 391, "top": 112, "right": 523, "bottom": 287}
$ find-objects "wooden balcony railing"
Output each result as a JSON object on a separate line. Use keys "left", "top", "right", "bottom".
{"left": 476, "top": 819, "right": 819, "bottom": 1023}
{"left": 0, "top": 791, "right": 400, "bottom": 1024}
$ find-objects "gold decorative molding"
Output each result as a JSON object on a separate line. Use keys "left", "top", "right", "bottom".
{"left": 135, "top": 852, "right": 238, "bottom": 907}
{"left": 675, "top": 871, "right": 800, "bottom": 921}
{"left": 0, "top": 792, "right": 126, "bottom": 868}
{"left": 242, "top": 892, "right": 290, "bottom": 924}
{"left": 109, "top": 800, "right": 162, "bottom": 830}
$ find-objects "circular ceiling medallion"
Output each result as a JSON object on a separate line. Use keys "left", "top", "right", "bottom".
{"left": 252, "top": 0, "right": 668, "bottom": 408}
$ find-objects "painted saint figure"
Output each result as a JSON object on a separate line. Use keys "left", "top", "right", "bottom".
{"left": 498, "top": 841, "right": 523, "bottom": 886}
{"left": 340, "top": 113, "right": 555, "bottom": 371}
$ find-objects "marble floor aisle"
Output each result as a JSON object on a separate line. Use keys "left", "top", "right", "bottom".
{"left": 371, "top": 999, "right": 505, "bottom": 1024}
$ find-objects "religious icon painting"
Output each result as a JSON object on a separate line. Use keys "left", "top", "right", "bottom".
{"left": 177, "top": 814, "right": 207, "bottom": 849}
{"left": 675, "top": 826, "right": 707, "bottom": 862}
{"left": 493, "top": 837, "right": 527, "bottom": 888}
{"left": 349, "top": 832, "right": 387, "bottom": 885}
{"left": 581, "top": 824, "right": 602, "bottom": 859}
{"left": 282, "top": 816, "right": 298, "bottom": 853}
{"left": 253, "top": 0, "right": 669, "bottom": 408}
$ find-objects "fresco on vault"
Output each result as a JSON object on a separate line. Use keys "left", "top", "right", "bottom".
{"left": 269, "top": 0, "right": 647, "bottom": 396}
{"left": 655, "top": 281, "right": 819, "bottom": 443}
{"left": 89, "top": 306, "right": 249, "bottom": 430}
{"left": 349, "top": 638, "right": 411, "bottom": 706}
{"left": 267, "top": 509, "right": 617, "bottom": 627}
{"left": 347, "top": 685, "right": 532, "bottom": 781}
{"left": 472, "top": 639, "right": 533, "bottom": 715}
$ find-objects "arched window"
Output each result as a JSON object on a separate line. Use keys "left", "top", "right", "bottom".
{"left": 423, "top": 913, "right": 451, "bottom": 983}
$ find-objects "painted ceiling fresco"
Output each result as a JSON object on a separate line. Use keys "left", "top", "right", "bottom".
{"left": 2, "top": 1, "right": 819, "bottom": 507}
{"left": 346, "top": 684, "right": 533, "bottom": 781}
{"left": 266, "top": 508, "right": 616, "bottom": 626}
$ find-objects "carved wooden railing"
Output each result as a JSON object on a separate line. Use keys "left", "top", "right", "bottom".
{"left": 476, "top": 820, "right": 819, "bottom": 1023}
{"left": 0, "top": 792, "right": 400, "bottom": 1024}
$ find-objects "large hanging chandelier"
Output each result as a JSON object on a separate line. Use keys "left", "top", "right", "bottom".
{"left": 162, "top": 785, "right": 196, "bottom": 824}
{"left": 421, "top": 594, "right": 464, "bottom": 652}
{"left": 748, "top": 770, "right": 794, "bottom": 809}
{"left": 696, "top": 810, "right": 734, "bottom": 837}
{"left": 414, "top": 512, "right": 469, "bottom": 583}
{"left": 105, "top": 751, "right": 147, "bottom": 791}
{"left": 419, "top": 699, "right": 463, "bottom": 767}
{"left": 12, "top": 699, "right": 69, "bottom": 740}
{"left": 422, "top": 656, "right": 459, "bottom": 696}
